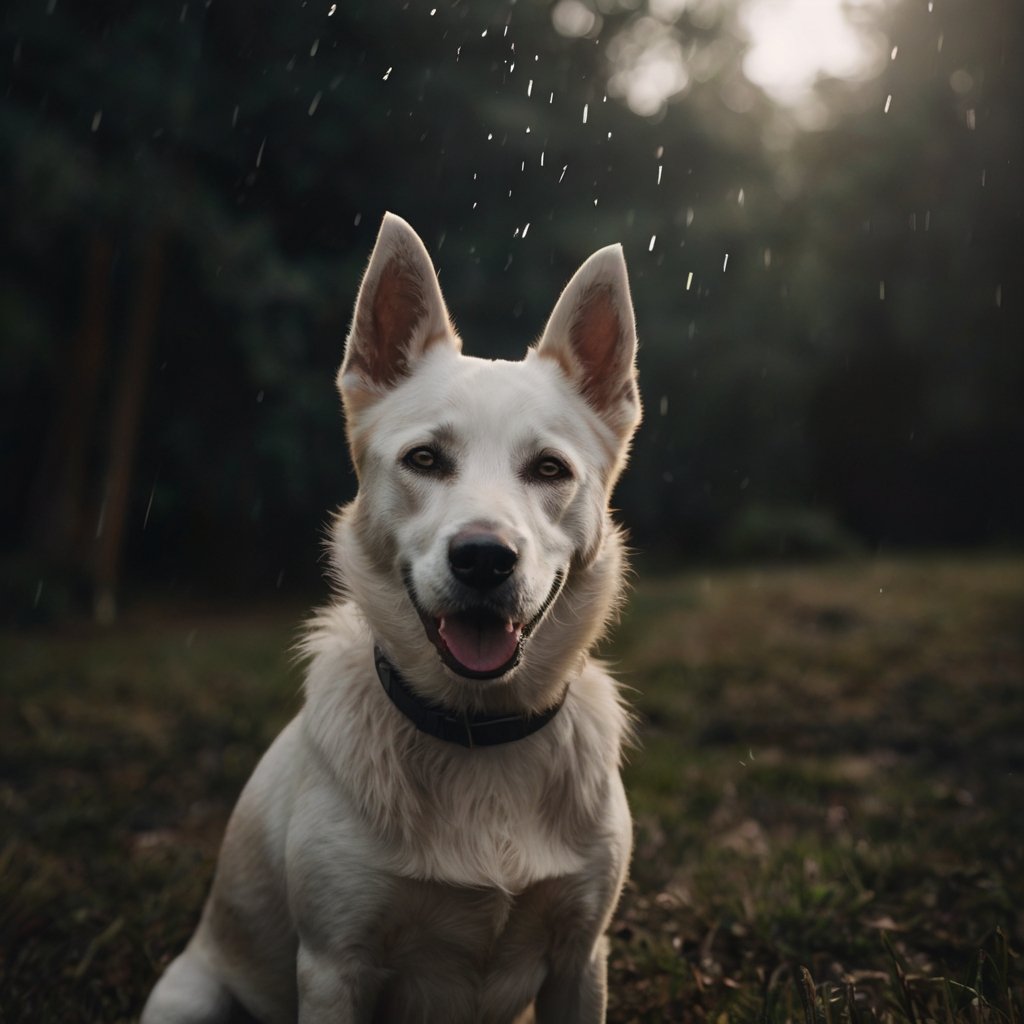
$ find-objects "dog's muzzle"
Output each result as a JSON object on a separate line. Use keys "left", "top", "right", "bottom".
{"left": 403, "top": 556, "right": 567, "bottom": 681}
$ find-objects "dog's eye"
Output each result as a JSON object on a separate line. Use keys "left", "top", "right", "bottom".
{"left": 531, "top": 456, "right": 572, "bottom": 482}
{"left": 403, "top": 446, "right": 441, "bottom": 472}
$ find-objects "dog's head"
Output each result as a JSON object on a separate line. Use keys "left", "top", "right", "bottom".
{"left": 333, "top": 213, "right": 640, "bottom": 705}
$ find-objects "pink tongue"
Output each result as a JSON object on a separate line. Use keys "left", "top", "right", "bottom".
{"left": 438, "top": 616, "right": 521, "bottom": 674}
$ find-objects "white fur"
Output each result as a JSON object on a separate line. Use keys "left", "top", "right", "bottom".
{"left": 142, "top": 213, "right": 641, "bottom": 1024}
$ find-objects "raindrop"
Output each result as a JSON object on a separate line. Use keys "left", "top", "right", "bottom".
{"left": 648, "top": 235, "right": 656, "bottom": 252}
{"left": 722, "top": 253, "right": 729, "bottom": 272}
{"left": 559, "top": 165, "right": 568, "bottom": 183}
{"left": 308, "top": 91, "right": 322, "bottom": 115}
{"left": 522, "top": 223, "right": 531, "bottom": 238}
{"left": 527, "top": 79, "right": 533, "bottom": 97}
{"left": 257, "top": 390, "right": 265, "bottom": 402}
{"left": 879, "top": 280, "right": 886, "bottom": 300}
{"left": 659, "top": 395, "right": 668, "bottom": 416}
{"left": 256, "top": 137, "right": 266, "bottom": 167}
{"left": 657, "top": 165, "right": 663, "bottom": 185}
{"left": 890, "top": 45, "right": 898, "bottom": 60}
{"left": 763, "top": 248, "right": 772, "bottom": 268}
{"left": 883, "top": 94, "right": 892, "bottom": 113}
{"left": 481, "top": 28, "right": 488, "bottom": 37}
{"left": 966, "top": 108, "right": 976, "bottom": 130}
{"left": 383, "top": 67, "right": 392, "bottom": 81}
{"left": 685, "top": 207, "right": 694, "bottom": 226}
{"left": 737, "top": 188, "right": 745, "bottom": 206}
{"left": 328, "top": 2, "right": 336, "bottom": 14}
{"left": 91, "top": 110, "right": 102, "bottom": 131}
{"left": 34, "top": 580, "right": 44, "bottom": 608}
{"left": 686, "top": 272, "right": 693, "bottom": 291}
{"left": 232, "top": 105, "right": 239, "bottom": 127}
{"left": 310, "top": 38, "right": 319, "bottom": 57}
{"left": 582, "top": 103, "right": 588, "bottom": 124}
{"left": 143, "top": 484, "right": 156, "bottom": 529}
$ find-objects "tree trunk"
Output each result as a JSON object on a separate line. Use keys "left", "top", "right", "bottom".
{"left": 28, "top": 233, "right": 114, "bottom": 572}
{"left": 93, "top": 232, "right": 165, "bottom": 624}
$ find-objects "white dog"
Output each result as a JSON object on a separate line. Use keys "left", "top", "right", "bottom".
{"left": 142, "top": 213, "right": 642, "bottom": 1024}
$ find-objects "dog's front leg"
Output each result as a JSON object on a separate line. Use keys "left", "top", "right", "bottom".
{"left": 296, "top": 943, "right": 379, "bottom": 1024}
{"left": 533, "top": 936, "right": 609, "bottom": 1024}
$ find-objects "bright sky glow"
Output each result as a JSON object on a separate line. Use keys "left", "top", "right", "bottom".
{"left": 593, "top": 0, "right": 889, "bottom": 118}
{"left": 741, "top": 0, "right": 887, "bottom": 105}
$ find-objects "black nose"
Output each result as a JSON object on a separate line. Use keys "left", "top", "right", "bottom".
{"left": 448, "top": 532, "right": 519, "bottom": 591}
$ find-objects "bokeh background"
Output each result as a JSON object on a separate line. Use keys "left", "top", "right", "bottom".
{"left": 3, "top": 0, "right": 1021, "bottom": 619}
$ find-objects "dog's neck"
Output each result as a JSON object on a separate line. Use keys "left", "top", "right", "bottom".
{"left": 373, "top": 647, "right": 567, "bottom": 749}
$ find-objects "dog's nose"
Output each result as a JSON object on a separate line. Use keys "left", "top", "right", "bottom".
{"left": 448, "top": 531, "right": 519, "bottom": 591}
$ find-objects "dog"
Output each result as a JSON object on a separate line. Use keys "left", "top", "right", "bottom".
{"left": 141, "top": 213, "right": 642, "bottom": 1024}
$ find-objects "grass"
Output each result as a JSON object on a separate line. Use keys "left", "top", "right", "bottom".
{"left": 1, "top": 556, "right": 1022, "bottom": 1021}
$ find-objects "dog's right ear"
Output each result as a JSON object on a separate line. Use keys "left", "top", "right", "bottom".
{"left": 338, "top": 213, "right": 459, "bottom": 409}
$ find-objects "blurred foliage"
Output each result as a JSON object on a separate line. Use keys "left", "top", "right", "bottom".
{"left": 1, "top": 0, "right": 1021, "bottom": 605}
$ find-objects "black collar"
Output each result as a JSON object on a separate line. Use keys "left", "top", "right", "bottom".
{"left": 374, "top": 647, "right": 566, "bottom": 748}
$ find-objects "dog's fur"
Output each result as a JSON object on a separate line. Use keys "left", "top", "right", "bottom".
{"left": 141, "top": 213, "right": 642, "bottom": 1024}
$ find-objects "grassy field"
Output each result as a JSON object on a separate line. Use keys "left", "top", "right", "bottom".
{"left": 2, "top": 555, "right": 1022, "bottom": 1021}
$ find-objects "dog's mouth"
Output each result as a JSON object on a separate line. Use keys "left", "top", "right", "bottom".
{"left": 404, "top": 571, "right": 566, "bottom": 681}
{"left": 426, "top": 610, "right": 524, "bottom": 679}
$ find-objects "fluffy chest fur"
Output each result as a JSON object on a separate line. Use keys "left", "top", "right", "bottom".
{"left": 299, "top": 601, "right": 631, "bottom": 894}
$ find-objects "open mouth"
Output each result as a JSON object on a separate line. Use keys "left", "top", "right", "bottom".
{"left": 404, "top": 571, "right": 566, "bottom": 681}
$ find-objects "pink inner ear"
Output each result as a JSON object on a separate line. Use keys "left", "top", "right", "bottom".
{"left": 570, "top": 284, "right": 625, "bottom": 412}
{"left": 352, "top": 256, "right": 428, "bottom": 388}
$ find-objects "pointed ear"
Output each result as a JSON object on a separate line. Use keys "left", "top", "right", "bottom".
{"left": 338, "top": 213, "right": 459, "bottom": 406}
{"left": 536, "top": 244, "right": 641, "bottom": 442}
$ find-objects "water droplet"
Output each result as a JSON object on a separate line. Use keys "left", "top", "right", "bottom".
{"left": 582, "top": 103, "right": 588, "bottom": 124}
{"left": 890, "top": 45, "right": 898, "bottom": 60}
{"left": 648, "top": 235, "right": 656, "bottom": 252}
{"left": 657, "top": 164, "right": 663, "bottom": 185}
{"left": 328, "top": 2, "right": 336, "bottom": 14}
{"left": 310, "top": 38, "right": 319, "bottom": 57}
{"left": 686, "top": 272, "right": 693, "bottom": 291}
{"left": 308, "top": 91, "right": 322, "bottom": 115}
{"left": 879, "top": 280, "right": 886, "bottom": 300}
{"left": 722, "top": 253, "right": 729, "bottom": 272}
{"left": 91, "top": 110, "right": 102, "bottom": 132}
{"left": 383, "top": 67, "right": 392, "bottom": 81}
{"left": 883, "top": 94, "right": 892, "bottom": 113}
{"left": 527, "top": 79, "right": 533, "bottom": 97}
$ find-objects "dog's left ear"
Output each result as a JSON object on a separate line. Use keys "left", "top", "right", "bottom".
{"left": 536, "top": 244, "right": 641, "bottom": 445}
{"left": 339, "top": 213, "right": 459, "bottom": 408}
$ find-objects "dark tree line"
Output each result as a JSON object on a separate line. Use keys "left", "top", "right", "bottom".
{"left": 1, "top": 0, "right": 1021, "bottom": 616}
